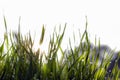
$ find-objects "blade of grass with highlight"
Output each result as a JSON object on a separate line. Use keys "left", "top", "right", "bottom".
{"left": 39, "top": 25, "right": 45, "bottom": 45}
{"left": 3, "top": 16, "right": 7, "bottom": 33}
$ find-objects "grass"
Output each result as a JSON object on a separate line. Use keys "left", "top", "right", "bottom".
{"left": 0, "top": 17, "right": 120, "bottom": 80}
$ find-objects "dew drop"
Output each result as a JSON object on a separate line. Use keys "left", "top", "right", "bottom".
{"left": 82, "top": 59, "right": 84, "bottom": 62}
{"left": 109, "top": 70, "right": 111, "bottom": 73}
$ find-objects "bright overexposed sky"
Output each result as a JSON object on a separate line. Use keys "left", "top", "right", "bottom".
{"left": 0, "top": 0, "right": 120, "bottom": 52}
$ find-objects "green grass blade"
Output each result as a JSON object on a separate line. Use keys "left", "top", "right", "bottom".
{"left": 39, "top": 25, "right": 45, "bottom": 45}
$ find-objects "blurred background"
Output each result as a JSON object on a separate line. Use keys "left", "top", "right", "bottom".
{"left": 0, "top": 0, "right": 120, "bottom": 52}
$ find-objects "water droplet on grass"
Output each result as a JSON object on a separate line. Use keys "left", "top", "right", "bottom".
{"left": 108, "top": 70, "right": 111, "bottom": 73}
{"left": 82, "top": 59, "right": 84, "bottom": 62}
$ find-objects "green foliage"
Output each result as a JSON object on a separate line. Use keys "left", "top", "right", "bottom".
{"left": 0, "top": 17, "right": 119, "bottom": 80}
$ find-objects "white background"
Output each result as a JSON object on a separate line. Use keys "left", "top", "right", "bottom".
{"left": 0, "top": 0, "right": 120, "bottom": 52}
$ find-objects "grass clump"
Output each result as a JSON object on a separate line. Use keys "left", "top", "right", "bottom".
{"left": 0, "top": 17, "right": 120, "bottom": 80}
